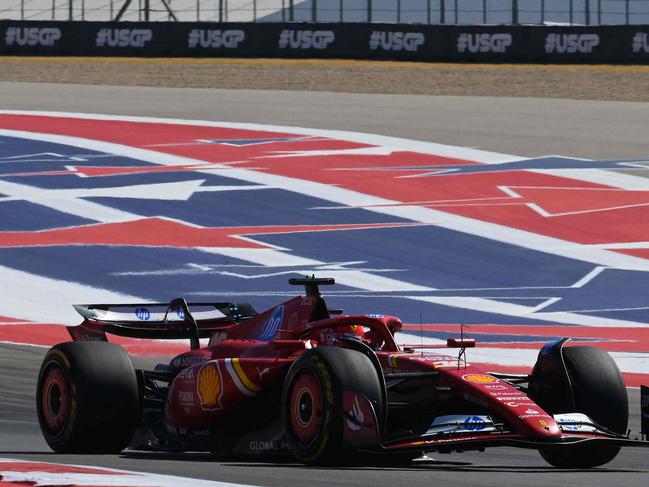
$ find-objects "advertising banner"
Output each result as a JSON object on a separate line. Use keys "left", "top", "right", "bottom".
{"left": 1, "top": 21, "right": 647, "bottom": 63}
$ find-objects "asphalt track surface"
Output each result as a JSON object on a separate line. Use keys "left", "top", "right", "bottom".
{"left": 2, "top": 82, "right": 649, "bottom": 160}
{"left": 0, "top": 82, "right": 648, "bottom": 486}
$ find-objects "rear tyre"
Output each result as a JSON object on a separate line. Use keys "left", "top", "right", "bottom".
{"left": 538, "top": 346, "right": 627, "bottom": 468}
{"left": 281, "top": 346, "right": 383, "bottom": 465}
{"left": 36, "top": 342, "right": 140, "bottom": 453}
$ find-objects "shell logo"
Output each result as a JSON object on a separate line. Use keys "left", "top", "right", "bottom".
{"left": 462, "top": 374, "right": 499, "bottom": 384}
{"left": 197, "top": 362, "right": 223, "bottom": 410}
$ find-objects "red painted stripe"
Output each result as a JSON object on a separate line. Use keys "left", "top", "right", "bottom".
{"left": 617, "top": 248, "right": 649, "bottom": 259}
{"left": 0, "top": 482, "right": 131, "bottom": 487}
{"left": 443, "top": 199, "right": 649, "bottom": 246}
{"left": 0, "top": 324, "right": 186, "bottom": 356}
{"left": 0, "top": 218, "right": 415, "bottom": 249}
{"left": 0, "top": 461, "right": 127, "bottom": 475}
{"left": 0, "top": 317, "right": 28, "bottom": 324}
{"left": 0, "top": 115, "right": 298, "bottom": 147}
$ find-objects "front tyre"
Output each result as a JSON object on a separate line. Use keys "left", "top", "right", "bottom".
{"left": 538, "top": 346, "right": 627, "bottom": 468}
{"left": 281, "top": 346, "right": 383, "bottom": 465}
{"left": 36, "top": 342, "right": 140, "bottom": 453}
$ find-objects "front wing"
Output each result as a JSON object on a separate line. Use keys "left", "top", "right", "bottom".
{"left": 381, "top": 431, "right": 649, "bottom": 453}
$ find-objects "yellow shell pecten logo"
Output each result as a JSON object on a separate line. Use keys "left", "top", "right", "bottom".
{"left": 462, "top": 374, "right": 498, "bottom": 384}
{"left": 197, "top": 362, "right": 223, "bottom": 410}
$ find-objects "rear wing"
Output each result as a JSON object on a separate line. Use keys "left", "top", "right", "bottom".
{"left": 68, "top": 298, "right": 256, "bottom": 348}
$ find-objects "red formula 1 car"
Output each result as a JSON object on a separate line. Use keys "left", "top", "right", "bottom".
{"left": 37, "top": 277, "right": 649, "bottom": 466}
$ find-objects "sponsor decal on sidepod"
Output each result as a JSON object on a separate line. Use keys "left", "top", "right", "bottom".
{"left": 345, "top": 395, "right": 365, "bottom": 432}
{"left": 134, "top": 307, "right": 150, "bottom": 321}
{"left": 197, "top": 362, "right": 224, "bottom": 411}
{"left": 426, "top": 415, "right": 496, "bottom": 435}
{"left": 258, "top": 306, "right": 284, "bottom": 340}
{"left": 462, "top": 374, "right": 499, "bottom": 384}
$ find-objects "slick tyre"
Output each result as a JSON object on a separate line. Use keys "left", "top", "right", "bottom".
{"left": 281, "top": 346, "right": 383, "bottom": 465}
{"left": 539, "top": 346, "right": 628, "bottom": 468}
{"left": 36, "top": 342, "right": 139, "bottom": 453}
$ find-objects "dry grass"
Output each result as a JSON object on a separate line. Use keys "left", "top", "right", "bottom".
{"left": 2, "top": 56, "right": 649, "bottom": 101}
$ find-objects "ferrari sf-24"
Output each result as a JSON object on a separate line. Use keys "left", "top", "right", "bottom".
{"left": 37, "top": 277, "right": 649, "bottom": 466}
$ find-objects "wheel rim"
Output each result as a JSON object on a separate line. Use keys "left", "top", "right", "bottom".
{"left": 41, "top": 365, "right": 70, "bottom": 435}
{"left": 290, "top": 372, "right": 324, "bottom": 445}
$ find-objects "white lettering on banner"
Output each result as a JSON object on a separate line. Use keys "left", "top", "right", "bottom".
{"left": 368, "top": 31, "right": 425, "bottom": 52}
{"left": 96, "top": 29, "right": 153, "bottom": 48}
{"left": 545, "top": 33, "right": 600, "bottom": 54}
{"left": 632, "top": 32, "right": 649, "bottom": 53}
{"left": 187, "top": 29, "right": 245, "bottom": 49}
{"left": 457, "top": 33, "right": 512, "bottom": 53}
{"left": 5, "top": 27, "right": 61, "bottom": 47}
{"left": 278, "top": 30, "right": 334, "bottom": 50}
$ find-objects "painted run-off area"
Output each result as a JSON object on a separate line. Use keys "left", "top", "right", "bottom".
{"left": 0, "top": 112, "right": 647, "bottom": 387}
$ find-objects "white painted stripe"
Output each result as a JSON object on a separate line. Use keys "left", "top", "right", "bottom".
{"left": 198, "top": 249, "right": 431, "bottom": 292}
{"left": 0, "top": 264, "right": 145, "bottom": 324}
{"left": 498, "top": 186, "right": 523, "bottom": 198}
{"left": 199, "top": 248, "right": 322, "bottom": 267}
{"left": 556, "top": 305, "right": 649, "bottom": 314}
{"left": 30, "top": 180, "right": 209, "bottom": 201}
{"left": 0, "top": 457, "right": 256, "bottom": 487}
{"left": 571, "top": 266, "right": 607, "bottom": 288}
{"left": 0, "top": 340, "right": 49, "bottom": 348}
{"left": 529, "top": 297, "right": 562, "bottom": 313}
{"left": 224, "top": 358, "right": 256, "bottom": 397}
{"left": 0, "top": 178, "right": 141, "bottom": 224}
{"left": 585, "top": 242, "right": 649, "bottom": 249}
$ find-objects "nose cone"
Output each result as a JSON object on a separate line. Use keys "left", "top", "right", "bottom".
{"left": 521, "top": 415, "right": 562, "bottom": 438}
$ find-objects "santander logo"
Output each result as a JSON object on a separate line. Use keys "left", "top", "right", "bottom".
{"left": 345, "top": 395, "right": 364, "bottom": 431}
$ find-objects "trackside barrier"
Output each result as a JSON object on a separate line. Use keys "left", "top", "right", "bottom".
{"left": 1, "top": 21, "right": 649, "bottom": 63}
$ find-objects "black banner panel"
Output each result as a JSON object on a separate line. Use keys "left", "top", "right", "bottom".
{"left": 1, "top": 21, "right": 648, "bottom": 64}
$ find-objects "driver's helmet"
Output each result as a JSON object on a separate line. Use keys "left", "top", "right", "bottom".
{"left": 362, "top": 329, "right": 384, "bottom": 350}
{"left": 318, "top": 324, "right": 364, "bottom": 345}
